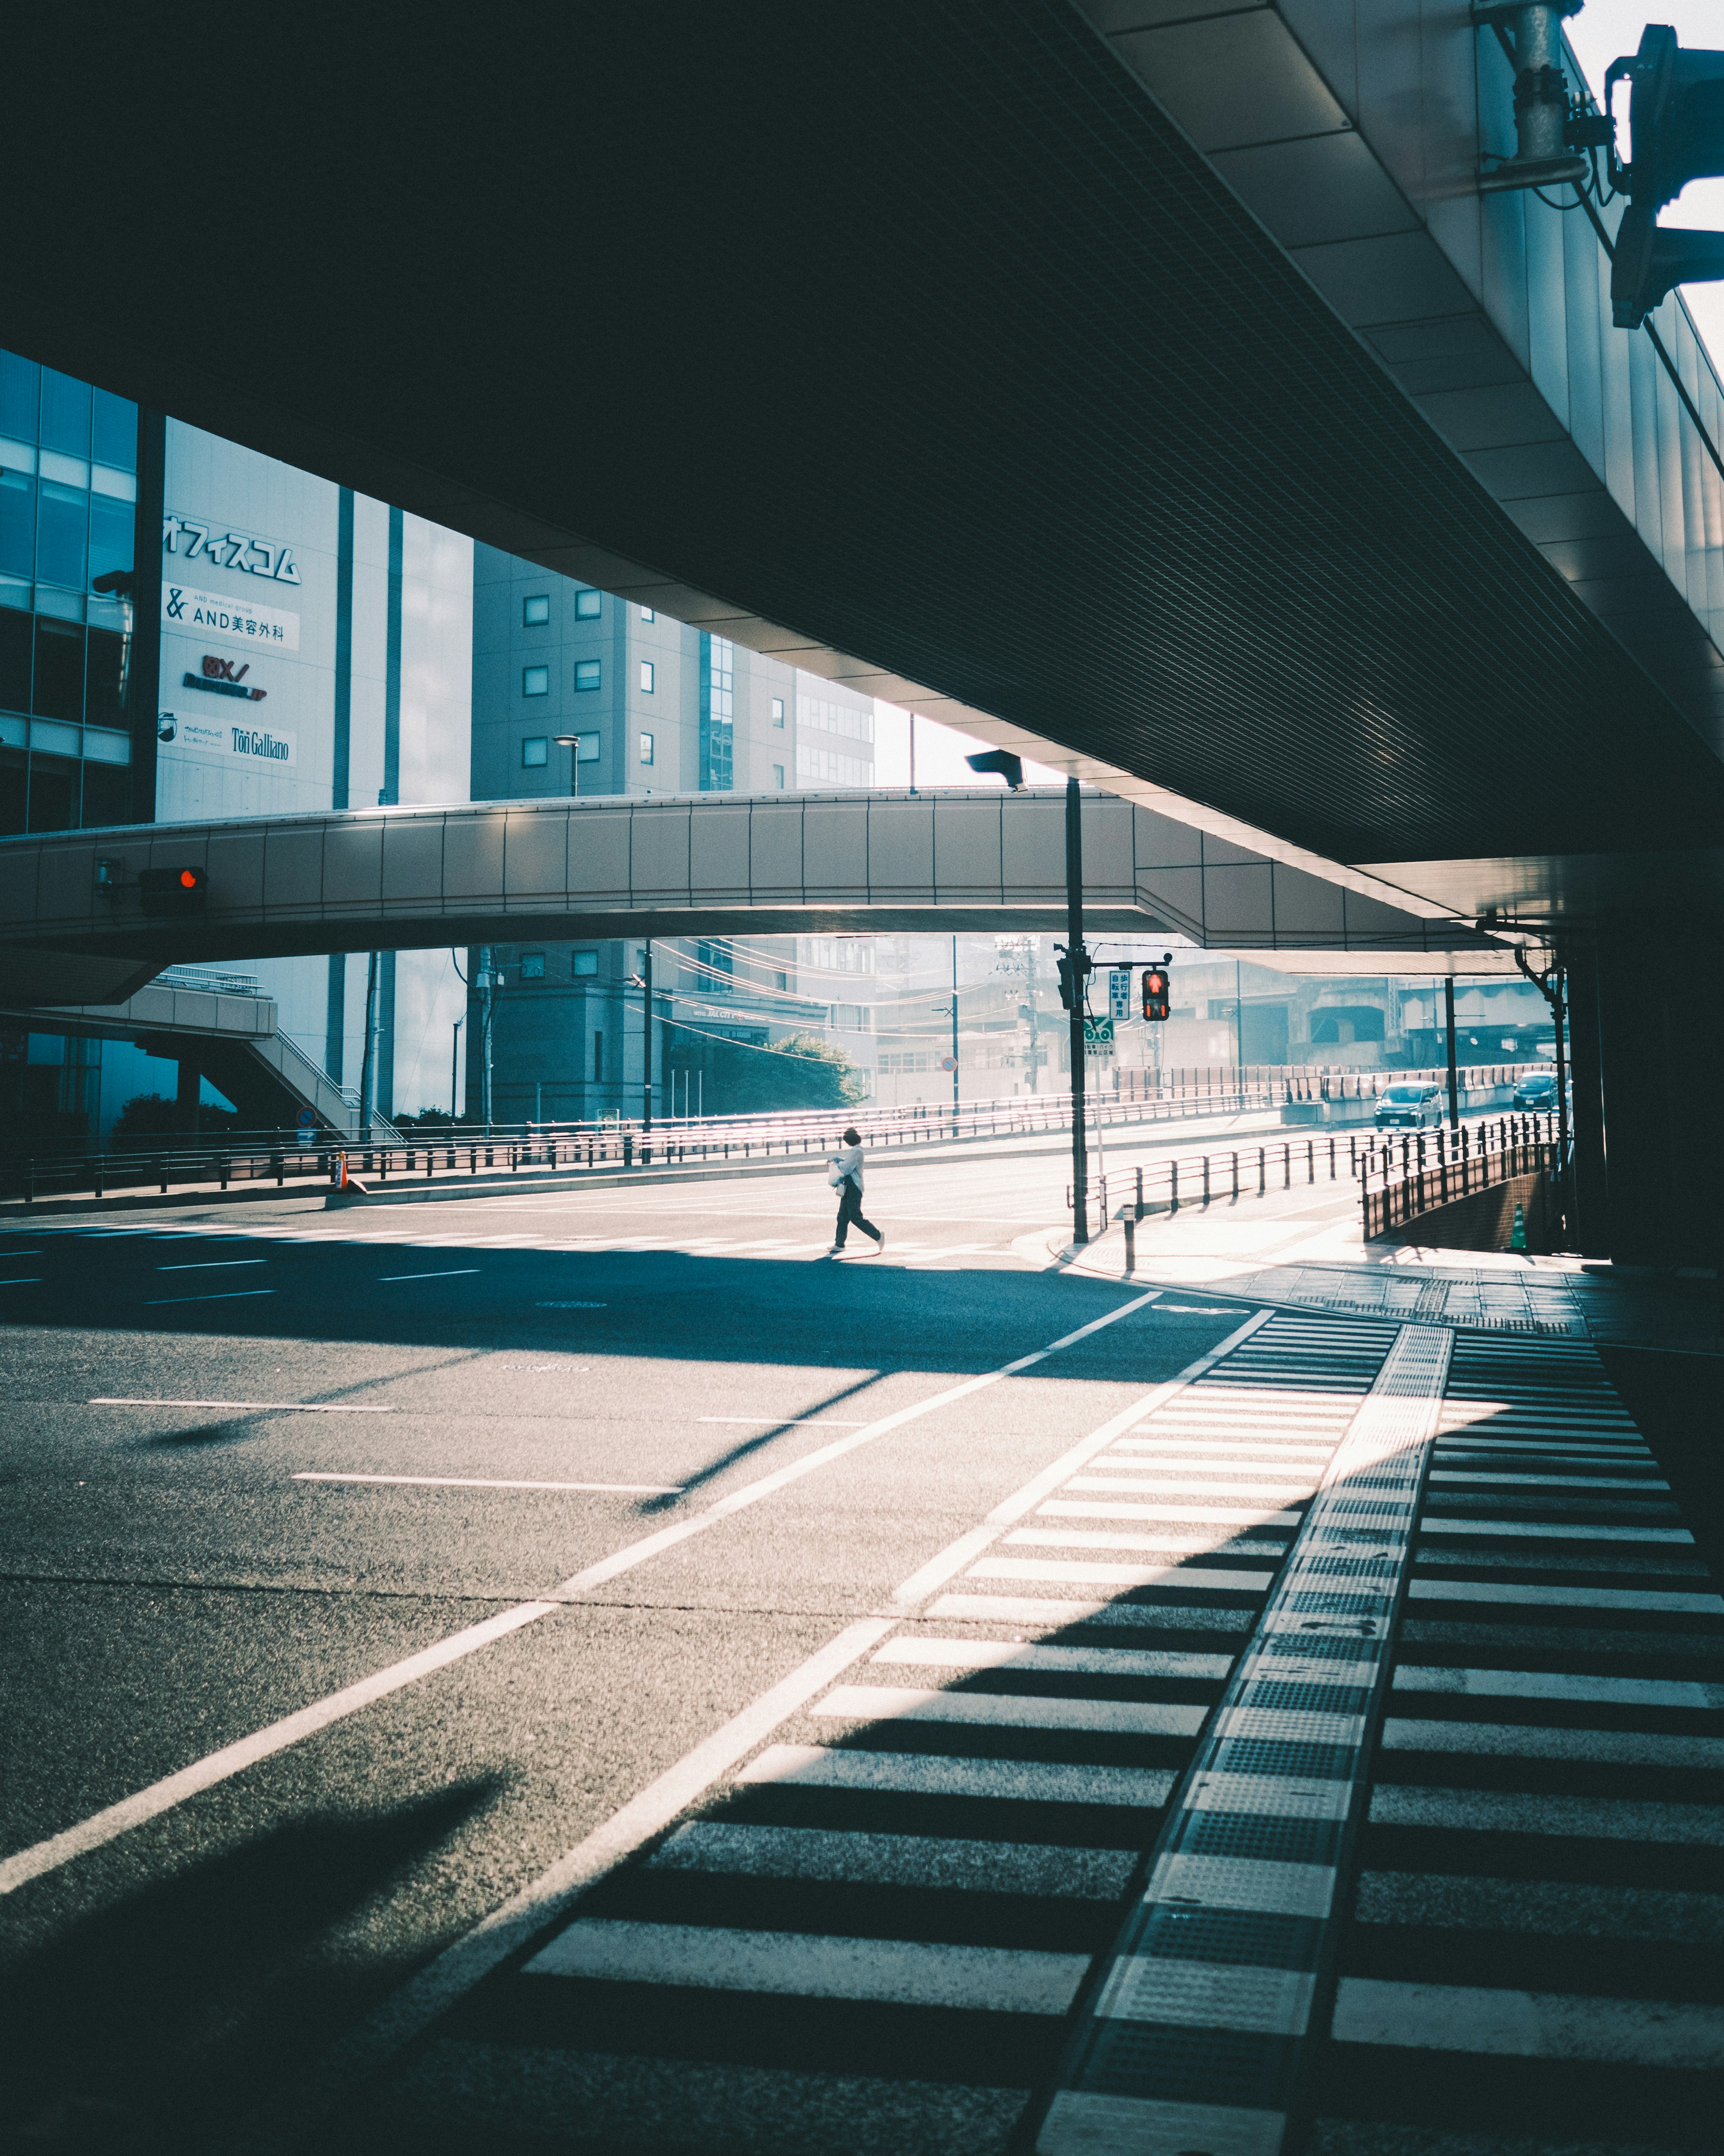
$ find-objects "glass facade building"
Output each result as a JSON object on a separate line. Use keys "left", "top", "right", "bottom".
{"left": 0, "top": 348, "right": 143, "bottom": 833}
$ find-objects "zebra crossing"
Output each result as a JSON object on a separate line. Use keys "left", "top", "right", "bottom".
{"left": 47, "top": 1221, "right": 1016, "bottom": 1266}
{"left": 1314, "top": 1331, "right": 1724, "bottom": 2149}
{"left": 348, "top": 1312, "right": 1406, "bottom": 2149}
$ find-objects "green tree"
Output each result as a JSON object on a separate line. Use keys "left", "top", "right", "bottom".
{"left": 688, "top": 1031, "right": 866, "bottom": 1116}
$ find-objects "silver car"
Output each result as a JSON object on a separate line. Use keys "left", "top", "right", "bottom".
{"left": 1374, "top": 1082, "right": 1443, "bottom": 1129}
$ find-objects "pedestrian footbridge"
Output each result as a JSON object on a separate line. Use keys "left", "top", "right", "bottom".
{"left": 0, "top": 787, "right": 1490, "bottom": 1005}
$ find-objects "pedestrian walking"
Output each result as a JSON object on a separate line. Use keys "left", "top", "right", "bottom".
{"left": 825, "top": 1125, "right": 885, "bottom": 1257}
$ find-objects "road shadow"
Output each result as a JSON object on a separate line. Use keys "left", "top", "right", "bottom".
{"left": 1, "top": 1778, "right": 501, "bottom": 2155}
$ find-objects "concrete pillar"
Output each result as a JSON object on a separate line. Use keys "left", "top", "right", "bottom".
{"left": 1566, "top": 939, "right": 1608, "bottom": 1256}
{"left": 175, "top": 1054, "right": 200, "bottom": 1136}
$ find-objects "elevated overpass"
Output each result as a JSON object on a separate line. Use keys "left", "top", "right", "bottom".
{"left": 0, "top": 789, "right": 1491, "bottom": 1007}
{"left": 4, "top": 1, "right": 1721, "bottom": 1255}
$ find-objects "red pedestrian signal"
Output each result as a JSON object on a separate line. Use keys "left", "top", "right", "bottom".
{"left": 139, "top": 865, "right": 209, "bottom": 916}
{"left": 1142, "top": 966, "right": 1171, "bottom": 1022}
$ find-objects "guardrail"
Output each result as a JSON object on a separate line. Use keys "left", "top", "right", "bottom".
{"left": 1360, "top": 1115, "right": 1561, "bottom": 1240}
{"left": 7, "top": 1080, "right": 1280, "bottom": 1206}
{"left": 1065, "top": 1112, "right": 1564, "bottom": 1250}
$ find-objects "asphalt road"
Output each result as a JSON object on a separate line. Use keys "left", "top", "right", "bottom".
{"left": 0, "top": 1139, "right": 1256, "bottom": 2152}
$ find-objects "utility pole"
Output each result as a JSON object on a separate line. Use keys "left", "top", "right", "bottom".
{"left": 451, "top": 1015, "right": 463, "bottom": 1121}
{"left": 950, "top": 933, "right": 960, "bottom": 1130}
{"left": 1514, "top": 941, "right": 1571, "bottom": 1227}
{"left": 1066, "top": 776, "right": 1090, "bottom": 1243}
{"left": 359, "top": 950, "right": 381, "bottom": 1138}
{"left": 477, "top": 944, "right": 494, "bottom": 1134}
{"left": 642, "top": 938, "right": 654, "bottom": 1132}
{"left": 1026, "top": 939, "right": 1040, "bottom": 1094}
{"left": 1444, "top": 975, "right": 1460, "bottom": 1130}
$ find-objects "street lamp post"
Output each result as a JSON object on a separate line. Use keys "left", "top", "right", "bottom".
{"left": 451, "top": 1015, "right": 463, "bottom": 1121}
{"left": 553, "top": 734, "right": 589, "bottom": 799}
{"left": 1064, "top": 775, "right": 1090, "bottom": 1243}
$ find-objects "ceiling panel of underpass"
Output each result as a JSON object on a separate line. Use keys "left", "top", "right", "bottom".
{"left": 6, "top": 4, "right": 1724, "bottom": 873}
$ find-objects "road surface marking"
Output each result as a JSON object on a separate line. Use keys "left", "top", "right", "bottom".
{"left": 0, "top": 1601, "right": 558, "bottom": 1898}
{"left": 646, "top": 1821, "right": 1136, "bottom": 1899}
{"left": 8, "top": 1290, "right": 1165, "bottom": 1896}
{"left": 1331, "top": 1979, "right": 1724, "bottom": 2065}
{"left": 547, "top": 1288, "right": 1170, "bottom": 1600}
{"left": 293, "top": 1473, "right": 683, "bottom": 1495}
{"left": 809, "top": 1683, "right": 1207, "bottom": 1737}
{"left": 736, "top": 1743, "right": 1176, "bottom": 1808}
{"left": 522, "top": 1918, "right": 1090, "bottom": 2014}
{"left": 967, "top": 1556, "right": 1272, "bottom": 1591}
{"left": 0, "top": 1278, "right": 43, "bottom": 1287}
{"left": 90, "top": 1398, "right": 396, "bottom": 1413}
{"left": 156, "top": 1260, "right": 268, "bottom": 1270}
{"left": 376, "top": 1269, "right": 481, "bottom": 1281}
{"left": 868, "top": 1636, "right": 1233, "bottom": 1680}
{"left": 141, "top": 1289, "right": 276, "bottom": 1306}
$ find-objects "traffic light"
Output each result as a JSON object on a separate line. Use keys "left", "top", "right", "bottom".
{"left": 1606, "top": 27, "right": 1724, "bottom": 327}
{"left": 1142, "top": 961, "right": 1172, "bottom": 1023}
{"left": 138, "top": 865, "right": 208, "bottom": 916}
{"left": 1054, "top": 944, "right": 1092, "bottom": 1011}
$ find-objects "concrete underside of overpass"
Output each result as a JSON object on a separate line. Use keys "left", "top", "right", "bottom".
{"left": 3, "top": 3, "right": 1721, "bottom": 1260}
{"left": 4, "top": 2, "right": 1724, "bottom": 931}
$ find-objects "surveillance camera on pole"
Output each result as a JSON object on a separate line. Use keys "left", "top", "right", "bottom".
{"left": 964, "top": 749, "right": 1025, "bottom": 789}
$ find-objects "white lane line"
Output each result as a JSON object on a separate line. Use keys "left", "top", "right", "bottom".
{"left": 1331, "top": 1979, "right": 1724, "bottom": 2065}
{"left": 141, "top": 1289, "right": 276, "bottom": 1307}
{"left": 1393, "top": 1667, "right": 1723, "bottom": 1711}
{"left": 0, "top": 1249, "right": 44, "bottom": 1257}
{"left": 1007, "top": 1529, "right": 1288, "bottom": 1557}
{"left": 647, "top": 1821, "right": 1136, "bottom": 1900}
{"left": 811, "top": 1683, "right": 1206, "bottom": 1738}
{"left": 0, "top": 1600, "right": 558, "bottom": 1898}
{"left": 0, "top": 1278, "right": 44, "bottom": 1287}
{"left": 377, "top": 1269, "right": 483, "bottom": 1282}
{"left": 1371, "top": 1785, "right": 1724, "bottom": 1843}
{"left": 13, "top": 1292, "right": 1166, "bottom": 1899}
{"left": 888, "top": 1308, "right": 1275, "bottom": 1609}
{"left": 155, "top": 1260, "right": 269, "bottom": 1271}
{"left": 1064, "top": 1476, "right": 1314, "bottom": 1499}
{"left": 290, "top": 1618, "right": 892, "bottom": 2108}
{"left": 968, "top": 1556, "right": 1270, "bottom": 1591}
{"left": 1036, "top": 1500, "right": 1302, "bottom": 1527}
{"left": 1408, "top": 1580, "right": 1724, "bottom": 1613}
{"left": 523, "top": 1918, "right": 1090, "bottom": 2015}
{"left": 1380, "top": 1720, "right": 1724, "bottom": 1768}
{"left": 696, "top": 1415, "right": 871, "bottom": 1427}
{"left": 869, "top": 1637, "right": 1233, "bottom": 1680}
{"left": 1429, "top": 1470, "right": 1668, "bottom": 1490}
{"left": 737, "top": 1742, "right": 1175, "bottom": 1809}
{"left": 1420, "top": 1517, "right": 1692, "bottom": 1543}
{"left": 293, "top": 1473, "right": 682, "bottom": 1495}
{"left": 90, "top": 1398, "right": 396, "bottom": 1413}
{"left": 550, "top": 1288, "right": 1171, "bottom": 1601}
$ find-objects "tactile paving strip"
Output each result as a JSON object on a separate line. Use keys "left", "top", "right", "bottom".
{"left": 1032, "top": 1323, "right": 1451, "bottom": 2156}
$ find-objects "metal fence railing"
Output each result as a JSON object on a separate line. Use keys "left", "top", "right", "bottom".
{"left": 1359, "top": 1117, "right": 1561, "bottom": 1241}
{"left": 8, "top": 1078, "right": 1282, "bottom": 1206}
{"left": 1065, "top": 1112, "right": 1564, "bottom": 1250}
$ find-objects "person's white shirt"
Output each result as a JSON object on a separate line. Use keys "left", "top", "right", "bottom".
{"left": 830, "top": 1141, "right": 863, "bottom": 1190}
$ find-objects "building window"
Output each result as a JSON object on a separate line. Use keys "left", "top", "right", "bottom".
{"left": 639, "top": 605, "right": 655, "bottom": 622}
{"left": 575, "top": 659, "right": 601, "bottom": 692}
{"left": 639, "top": 660, "right": 654, "bottom": 693}
{"left": 575, "top": 587, "right": 601, "bottom": 619}
{"left": 519, "top": 952, "right": 545, "bottom": 980}
{"left": 770, "top": 697, "right": 785, "bottom": 726}
{"left": 639, "top": 731, "right": 654, "bottom": 764}
{"left": 521, "top": 736, "right": 548, "bottom": 767}
{"left": 523, "top": 593, "right": 550, "bottom": 626}
{"left": 699, "top": 632, "right": 734, "bottom": 792}
{"left": 772, "top": 763, "right": 785, "bottom": 788}
{"left": 523, "top": 664, "right": 549, "bottom": 697}
{"left": 572, "top": 949, "right": 599, "bottom": 976}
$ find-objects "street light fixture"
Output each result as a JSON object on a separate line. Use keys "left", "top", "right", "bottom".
{"left": 554, "top": 733, "right": 598, "bottom": 798}
{"left": 966, "top": 750, "right": 1091, "bottom": 1242}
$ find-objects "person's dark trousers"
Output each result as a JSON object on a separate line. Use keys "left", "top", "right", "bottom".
{"left": 834, "top": 1179, "right": 880, "bottom": 1248}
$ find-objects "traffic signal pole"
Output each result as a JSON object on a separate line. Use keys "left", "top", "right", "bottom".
{"left": 1066, "top": 775, "right": 1089, "bottom": 1245}
{"left": 1444, "top": 975, "right": 1460, "bottom": 1130}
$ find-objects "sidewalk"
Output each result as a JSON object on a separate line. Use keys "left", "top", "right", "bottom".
{"left": 1042, "top": 1181, "right": 1722, "bottom": 1354}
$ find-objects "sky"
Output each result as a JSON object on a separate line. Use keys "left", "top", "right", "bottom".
{"left": 870, "top": 701, "right": 1064, "bottom": 789}
{"left": 1565, "top": 0, "right": 1724, "bottom": 363}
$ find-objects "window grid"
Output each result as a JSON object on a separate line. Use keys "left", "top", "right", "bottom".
{"left": 522, "top": 736, "right": 548, "bottom": 767}
{"left": 699, "top": 632, "right": 733, "bottom": 792}
{"left": 575, "top": 659, "right": 601, "bottom": 692}
{"left": 639, "top": 731, "right": 654, "bottom": 765}
{"left": 523, "top": 594, "right": 550, "bottom": 626}
{"left": 522, "top": 664, "right": 549, "bottom": 697}
{"left": 575, "top": 588, "right": 601, "bottom": 619}
{"left": 639, "top": 660, "right": 654, "bottom": 693}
